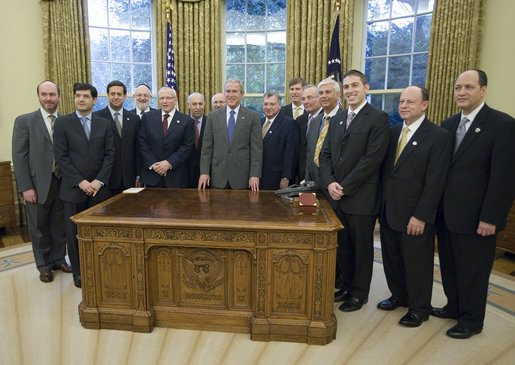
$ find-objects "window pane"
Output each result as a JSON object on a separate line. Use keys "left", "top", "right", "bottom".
{"left": 226, "top": 0, "right": 245, "bottom": 31}
{"left": 267, "top": 0, "right": 287, "bottom": 30}
{"left": 366, "top": 21, "right": 388, "bottom": 57}
{"left": 133, "top": 64, "right": 153, "bottom": 91}
{"left": 89, "top": 28, "right": 109, "bottom": 61}
{"left": 384, "top": 93, "right": 402, "bottom": 125}
{"left": 387, "top": 56, "right": 410, "bottom": 88}
{"left": 390, "top": 17, "right": 413, "bottom": 55}
{"left": 93, "top": 96, "right": 108, "bottom": 112}
{"left": 392, "top": 0, "right": 415, "bottom": 18}
{"left": 368, "top": 94, "right": 383, "bottom": 110}
{"left": 247, "top": 0, "right": 266, "bottom": 31}
{"left": 88, "top": 0, "right": 107, "bottom": 27}
{"left": 227, "top": 32, "right": 245, "bottom": 63}
{"left": 417, "top": 0, "right": 435, "bottom": 13}
{"left": 247, "top": 32, "right": 265, "bottom": 63}
{"left": 91, "top": 62, "right": 111, "bottom": 93}
{"left": 111, "top": 30, "right": 131, "bottom": 62}
{"left": 132, "top": 31, "right": 151, "bottom": 63}
{"left": 244, "top": 96, "right": 264, "bottom": 118}
{"left": 365, "top": 58, "right": 386, "bottom": 89}
{"left": 266, "top": 31, "right": 286, "bottom": 62}
{"left": 246, "top": 64, "right": 265, "bottom": 93}
{"left": 412, "top": 53, "right": 428, "bottom": 86}
{"left": 131, "top": 0, "right": 151, "bottom": 30}
{"left": 367, "top": 0, "right": 391, "bottom": 21}
{"left": 226, "top": 64, "right": 245, "bottom": 81}
{"left": 266, "top": 63, "right": 285, "bottom": 93}
{"left": 112, "top": 63, "right": 131, "bottom": 88}
{"left": 414, "top": 14, "right": 432, "bottom": 52}
{"left": 109, "top": 0, "right": 130, "bottom": 28}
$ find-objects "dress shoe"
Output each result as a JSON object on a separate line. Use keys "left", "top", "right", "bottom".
{"left": 431, "top": 307, "right": 457, "bottom": 319}
{"left": 39, "top": 270, "right": 54, "bottom": 283}
{"left": 73, "top": 275, "right": 82, "bottom": 288}
{"left": 399, "top": 311, "right": 428, "bottom": 327}
{"left": 377, "top": 297, "right": 407, "bottom": 311}
{"left": 339, "top": 296, "right": 368, "bottom": 312}
{"left": 53, "top": 263, "right": 73, "bottom": 273}
{"left": 334, "top": 289, "right": 350, "bottom": 302}
{"left": 446, "top": 325, "right": 482, "bottom": 339}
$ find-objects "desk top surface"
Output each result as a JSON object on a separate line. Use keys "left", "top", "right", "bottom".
{"left": 72, "top": 188, "right": 342, "bottom": 231}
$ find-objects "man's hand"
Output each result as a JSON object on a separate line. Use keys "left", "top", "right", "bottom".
{"left": 249, "top": 177, "right": 259, "bottom": 191}
{"left": 78, "top": 180, "right": 93, "bottom": 195}
{"left": 153, "top": 160, "right": 172, "bottom": 176}
{"left": 328, "top": 182, "right": 344, "bottom": 200}
{"left": 22, "top": 189, "right": 37, "bottom": 203}
{"left": 406, "top": 216, "right": 426, "bottom": 236}
{"left": 279, "top": 178, "right": 289, "bottom": 189}
{"left": 134, "top": 177, "right": 142, "bottom": 188}
{"left": 90, "top": 180, "right": 102, "bottom": 197}
{"left": 198, "top": 174, "right": 210, "bottom": 190}
{"left": 477, "top": 221, "right": 496, "bottom": 236}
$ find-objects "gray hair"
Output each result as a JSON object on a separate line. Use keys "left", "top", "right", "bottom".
{"left": 317, "top": 77, "right": 340, "bottom": 94}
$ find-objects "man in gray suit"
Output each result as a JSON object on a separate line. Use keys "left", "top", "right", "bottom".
{"left": 198, "top": 78, "right": 262, "bottom": 191}
{"left": 12, "top": 80, "right": 72, "bottom": 283}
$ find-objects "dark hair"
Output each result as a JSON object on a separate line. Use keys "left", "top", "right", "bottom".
{"left": 107, "top": 80, "right": 127, "bottom": 94}
{"left": 411, "top": 86, "right": 430, "bottom": 102}
{"left": 73, "top": 83, "right": 98, "bottom": 98}
{"left": 288, "top": 77, "right": 307, "bottom": 88}
{"left": 134, "top": 84, "right": 151, "bottom": 93}
{"left": 474, "top": 69, "right": 488, "bottom": 87}
{"left": 37, "top": 80, "right": 60, "bottom": 96}
{"left": 342, "top": 70, "right": 368, "bottom": 85}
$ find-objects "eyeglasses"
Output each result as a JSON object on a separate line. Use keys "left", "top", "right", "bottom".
{"left": 135, "top": 93, "right": 152, "bottom": 98}
{"left": 300, "top": 96, "right": 317, "bottom": 103}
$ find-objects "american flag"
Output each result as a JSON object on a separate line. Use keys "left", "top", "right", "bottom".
{"left": 327, "top": 14, "right": 342, "bottom": 82}
{"left": 166, "top": 20, "right": 178, "bottom": 92}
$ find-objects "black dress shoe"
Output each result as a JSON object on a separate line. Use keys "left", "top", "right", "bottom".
{"left": 399, "top": 311, "right": 428, "bottom": 327}
{"left": 339, "top": 296, "right": 368, "bottom": 312}
{"left": 431, "top": 307, "right": 457, "bottom": 319}
{"left": 53, "top": 263, "right": 73, "bottom": 273}
{"left": 377, "top": 297, "right": 407, "bottom": 311}
{"left": 39, "top": 270, "right": 54, "bottom": 283}
{"left": 73, "top": 275, "right": 82, "bottom": 288}
{"left": 446, "top": 325, "right": 482, "bottom": 339}
{"left": 334, "top": 289, "right": 350, "bottom": 302}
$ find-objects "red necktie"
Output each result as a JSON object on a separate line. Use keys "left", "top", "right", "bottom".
{"left": 194, "top": 119, "right": 199, "bottom": 147}
{"left": 162, "top": 113, "right": 169, "bottom": 136}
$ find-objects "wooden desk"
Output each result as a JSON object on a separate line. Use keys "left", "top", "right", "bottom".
{"left": 72, "top": 189, "right": 343, "bottom": 345}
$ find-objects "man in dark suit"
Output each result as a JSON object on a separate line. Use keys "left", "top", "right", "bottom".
{"left": 434, "top": 70, "right": 515, "bottom": 339}
{"left": 187, "top": 92, "right": 207, "bottom": 188}
{"left": 130, "top": 84, "right": 154, "bottom": 118}
{"left": 296, "top": 84, "right": 322, "bottom": 182}
{"left": 94, "top": 80, "right": 140, "bottom": 195}
{"left": 199, "top": 78, "right": 262, "bottom": 191}
{"left": 378, "top": 86, "right": 452, "bottom": 327}
{"left": 320, "top": 70, "right": 389, "bottom": 312}
{"left": 260, "top": 92, "right": 299, "bottom": 190}
{"left": 12, "top": 80, "right": 72, "bottom": 283}
{"left": 138, "top": 87, "right": 195, "bottom": 188}
{"left": 53, "top": 83, "right": 115, "bottom": 288}
{"left": 280, "top": 77, "right": 307, "bottom": 120}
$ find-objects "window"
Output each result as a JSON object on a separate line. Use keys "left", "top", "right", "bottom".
{"left": 88, "top": 0, "right": 156, "bottom": 111}
{"left": 225, "top": 0, "right": 287, "bottom": 116}
{"left": 363, "top": 0, "right": 434, "bottom": 125}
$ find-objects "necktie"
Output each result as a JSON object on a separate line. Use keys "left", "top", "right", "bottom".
{"left": 228, "top": 110, "right": 236, "bottom": 142}
{"left": 306, "top": 114, "right": 314, "bottom": 136}
{"left": 194, "top": 119, "right": 199, "bottom": 147}
{"left": 454, "top": 116, "right": 469, "bottom": 153}
{"left": 346, "top": 111, "right": 356, "bottom": 130}
{"left": 162, "top": 113, "right": 169, "bottom": 136}
{"left": 314, "top": 116, "right": 330, "bottom": 167}
{"left": 49, "top": 115, "right": 56, "bottom": 140}
{"left": 293, "top": 106, "right": 300, "bottom": 120}
{"left": 114, "top": 112, "right": 122, "bottom": 136}
{"left": 394, "top": 127, "right": 410, "bottom": 164}
{"left": 81, "top": 116, "right": 90, "bottom": 140}
{"left": 262, "top": 119, "right": 271, "bottom": 138}
{"left": 140, "top": 110, "right": 146, "bottom": 119}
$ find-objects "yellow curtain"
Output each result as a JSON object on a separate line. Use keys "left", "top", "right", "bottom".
{"left": 425, "top": 0, "right": 485, "bottom": 125}
{"left": 286, "top": 0, "right": 353, "bottom": 102}
{"left": 41, "top": 0, "right": 91, "bottom": 114}
{"left": 156, "top": 0, "right": 222, "bottom": 112}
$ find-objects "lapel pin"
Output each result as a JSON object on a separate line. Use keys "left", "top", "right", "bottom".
{"left": 475, "top": 128, "right": 481, "bottom": 133}
{"left": 340, "top": 121, "right": 343, "bottom": 125}
{"left": 177, "top": 120, "right": 180, "bottom": 123}
{"left": 412, "top": 141, "right": 417, "bottom": 146}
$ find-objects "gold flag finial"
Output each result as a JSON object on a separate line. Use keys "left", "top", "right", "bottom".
{"left": 334, "top": 0, "right": 342, "bottom": 13}
{"left": 162, "top": 0, "right": 172, "bottom": 22}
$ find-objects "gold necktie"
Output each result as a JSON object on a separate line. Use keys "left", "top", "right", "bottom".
{"left": 293, "top": 106, "right": 300, "bottom": 120}
{"left": 262, "top": 119, "right": 271, "bottom": 138}
{"left": 114, "top": 112, "right": 122, "bottom": 136}
{"left": 314, "top": 116, "right": 330, "bottom": 167}
{"left": 394, "top": 127, "right": 410, "bottom": 164}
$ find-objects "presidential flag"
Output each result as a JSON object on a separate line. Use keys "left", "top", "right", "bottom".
{"left": 166, "top": 20, "right": 178, "bottom": 92}
{"left": 327, "top": 14, "right": 342, "bottom": 82}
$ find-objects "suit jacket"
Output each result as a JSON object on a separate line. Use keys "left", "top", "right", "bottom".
{"left": 188, "top": 114, "right": 207, "bottom": 188}
{"left": 260, "top": 113, "right": 299, "bottom": 190}
{"left": 53, "top": 113, "right": 115, "bottom": 203}
{"left": 280, "top": 103, "right": 305, "bottom": 119}
{"left": 381, "top": 118, "right": 452, "bottom": 232}
{"left": 12, "top": 109, "right": 60, "bottom": 204}
{"left": 129, "top": 106, "right": 155, "bottom": 118}
{"left": 440, "top": 104, "right": 515, "bottom": 233}
{"left": 93, "top": 107, "right": 140, "bottom": 190}
{"left": 297, "top": 109, "right": 322, "bottom": 181}
{"left": 138, "top": 109, "right": 195, "bottom": 188}
{"left": 200, "top": 105, "right": 263, "bottom": 189}
{"left": 320, "top": 103, "right": 390, "bottom": 214}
